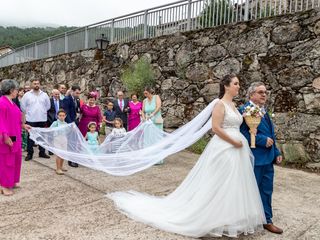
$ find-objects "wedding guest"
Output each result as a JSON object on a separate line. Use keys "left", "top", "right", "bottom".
{"left": 0, "top": 86, "right": 23, "bottom": 108}
{"left": 109, "top": 118, "right": 126, "bottom": 153}
{"left": 63, "top": 85, "right": 81, "bottom": 125}
{"left": 58, "top": 84, "right": 67, "bottom": 100}
{"left": 103, "top": 101, "right": 116, "bottom": 136}
{"left": 0, "top": 79, "right": 31, "bottom": 196}
{"left": 85, "top": 122, "right": 100, "bottom": 153}
{"left": 78, "top": 92, "right": 102, "bottom": 137}
{"left": 50, "top": 109, "right": 68, "bottom": 175}
{"left": 128, "top": 93, "right": 143, "bottom": 131}
{"left": 240, "top": 82, "right": 283, "bottom": 234}
{"left": 62, "top": 85, "right": 81, "bottom": 167}
{"left": 141, "top": 86, "right": 164, "bottom": 165}
{"left": 47, "top": 89, "right": 62, "bottom": 127}
{"left": 24, "top": 85, "right": 31, "bottom": 93}
{"left": 110, "top": 118, "right": 126, "bottom": 138}
{"left": 17, "top": 87, "right": 27, "bottom": 151}
{"left": 141, "top": 87, "right": 163, "bottom": 130}
{"left": 17, "top": 87, "right": 24, "bottom": 102}
{"left": 113, "top": 91, "right": 130, "bottom": 130}
{"left": 21, "top": 79, "right": 51, "bottom": 161}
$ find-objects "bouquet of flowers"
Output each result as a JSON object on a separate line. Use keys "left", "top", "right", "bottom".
{"left": 242, "top": 105, "right": 265, "bottom": 148}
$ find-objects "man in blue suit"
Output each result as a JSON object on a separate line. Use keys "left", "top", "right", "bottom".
{"left": 239, "top": 82, "right": 283, "bottom": 234}
{"left": 62, "top": 85, "right": 81, "bottom": 167}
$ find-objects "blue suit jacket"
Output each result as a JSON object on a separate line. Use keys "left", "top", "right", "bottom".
{"left": 239, "top": 102, "right": 281, "bottom": 166}
{"left": 62, "top": 96, "right": 80, "bottom": 124}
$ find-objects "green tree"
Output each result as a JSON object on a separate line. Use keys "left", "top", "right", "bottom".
{"left": 121, "top": 58, "right": 155, "bottom": 97}
{"left": 0, "top": 26, "right": 77, "bottom": 48}
{"left": 198, "top": 0, "right": 234, "bottom": 27}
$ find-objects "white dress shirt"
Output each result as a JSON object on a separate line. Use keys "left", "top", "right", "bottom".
{"left": 21, "top": 90, "right": 51, "bottom": 122}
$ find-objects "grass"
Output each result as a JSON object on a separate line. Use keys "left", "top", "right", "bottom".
{"left": 187, "top": 137, "right": 210, "bottom": 154}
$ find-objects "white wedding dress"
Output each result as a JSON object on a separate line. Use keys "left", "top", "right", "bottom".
{"left": 108, "top": 101, "right": 266, "bottom": 238}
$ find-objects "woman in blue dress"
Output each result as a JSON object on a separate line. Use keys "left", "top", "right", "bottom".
{"left": 141, "top": 87, "right": 164, "bottom": 164}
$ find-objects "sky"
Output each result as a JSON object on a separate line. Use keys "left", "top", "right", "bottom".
{"left": 0, "top": 0, "right": 176, "bottom": 27}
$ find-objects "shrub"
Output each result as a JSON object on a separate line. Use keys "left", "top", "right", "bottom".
{"left": 121, "top": 58, "right": 155, "bottom": 97}
{"left": 188, "top": 137, "right": 210, "bottom": 154}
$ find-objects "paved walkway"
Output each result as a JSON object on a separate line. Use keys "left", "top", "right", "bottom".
{"left": 0, "top": 151, "right": 319, "bottom": 240}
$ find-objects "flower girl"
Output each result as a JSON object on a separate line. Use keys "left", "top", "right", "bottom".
{"left": 109, "top": 118, "right": 127, "bottom": 153}
{"left": 85, "top": 122, "right": 100, "bottom": 153}
{"left": 110, "top": 118, "right": 126, "bottom": 138}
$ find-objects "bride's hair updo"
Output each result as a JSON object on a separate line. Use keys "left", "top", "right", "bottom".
{"left": 219, "top": 74, "right": 238, "bottom": 99}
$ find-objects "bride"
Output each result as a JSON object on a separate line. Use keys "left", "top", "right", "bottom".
{"left": 108, "top": 74, "right": 266, "bottom": 238}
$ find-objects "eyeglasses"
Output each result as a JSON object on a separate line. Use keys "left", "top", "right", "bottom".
{"left": 255, "top": 90, "right": 269, "bottom": 95}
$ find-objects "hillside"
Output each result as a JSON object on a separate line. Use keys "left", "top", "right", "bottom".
{"left": 0, "top": 26, "right": 77, "bottom": 49}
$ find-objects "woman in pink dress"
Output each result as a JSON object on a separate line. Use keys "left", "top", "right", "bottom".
{"left": 78, "top": 92, "right": 102, "bottom": 137}
{"left": 128, "top": 93, "right": 143, "bottom": 131}
{"left": 0, "top": 79, "right": 31, "bottom": 196}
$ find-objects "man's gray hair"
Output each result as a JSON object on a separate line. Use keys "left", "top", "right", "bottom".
{"left": 52, "top": 89, "right": 60, "bottom": 94}
{"left": 1, "top": 79, "right": 19, "bottom": 95}
{"left": 247, "top": 82, "right": 265, "bottom": 99}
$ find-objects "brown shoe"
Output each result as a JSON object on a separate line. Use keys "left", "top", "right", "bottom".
{"left": 263, "top": 223, "right": 283, "bottom": 234}
{"left": 55, "top": 169, "right": 64, "bottom": 175}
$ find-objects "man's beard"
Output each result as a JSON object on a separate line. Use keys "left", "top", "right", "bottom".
{"left": 34, "top": 87, "right": 40, "bottom": 90}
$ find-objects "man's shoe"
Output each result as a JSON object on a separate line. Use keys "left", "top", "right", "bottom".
{"left": 263, "top": 224, "right": 283, "bottom": 234}
{"left": 39, "top": 153, "right": 50, "bottom": 159}
{"left": 24, "top": 155, "right": 33, "bottom": 161}
{"left": 68, "top": 161, "right": 78, "bottom": 168}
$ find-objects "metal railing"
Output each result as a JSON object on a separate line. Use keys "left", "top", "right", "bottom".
{"left": 0, "top": 0, "right": 319, "bottom": 68}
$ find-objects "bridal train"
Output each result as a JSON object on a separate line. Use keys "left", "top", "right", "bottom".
{"left": 108, "top": 100, "right": 266, "bottom": 238}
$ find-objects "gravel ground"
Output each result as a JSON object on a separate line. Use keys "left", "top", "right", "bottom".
{"left": 0, "top": 150, "right": 319, "bottom": 240}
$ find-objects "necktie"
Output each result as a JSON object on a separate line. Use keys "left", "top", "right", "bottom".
{"left": 73, "top": 97, "right": 77, "bottom": 109}
{"left": 120, "top": 100, "right": 123, "bottom": 111}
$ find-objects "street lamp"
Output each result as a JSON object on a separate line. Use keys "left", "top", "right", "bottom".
{"left": 95, "top": 34, "right": 110, "bottom": 50}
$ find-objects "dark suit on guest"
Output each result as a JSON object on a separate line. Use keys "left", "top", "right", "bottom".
{"left": 239, "top": 102, "right": 281, "bottom": 224}
{"left": 62, "top": 95, "right": 81, "bottom": 167}
{"left": 62, "top": 95, "right": 80, "bottom": 124}
{"left": 113, "top": 98, "right": 130, "bottom": 130}
{"left": 47, "top": 97, "right": 63, "bottom": 126}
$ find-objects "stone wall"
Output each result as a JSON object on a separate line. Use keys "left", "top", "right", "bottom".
{"left": 1, "top": 9, "right": 320, "bottom": 166}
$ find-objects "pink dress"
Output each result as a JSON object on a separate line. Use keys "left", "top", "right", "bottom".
{"left": 128, "top": 101, "right": 142, "bottom": 131}
{"left": 0, "top": 96, "right": 22, "bottom": 188}
{"left": 78, "top": 104, "right": 102, "bottom": 137}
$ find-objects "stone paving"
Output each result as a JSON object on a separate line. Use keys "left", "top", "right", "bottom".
{"left": 0, "top": 151, "right": 319, "bottom": 240}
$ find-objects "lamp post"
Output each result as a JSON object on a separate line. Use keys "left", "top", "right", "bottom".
{"left": 95, "top": 34, "right": 110, "bottom": 50}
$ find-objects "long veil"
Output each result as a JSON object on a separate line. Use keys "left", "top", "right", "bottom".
{"left": 29, "top": 99, "right": 219, "bottom": 176}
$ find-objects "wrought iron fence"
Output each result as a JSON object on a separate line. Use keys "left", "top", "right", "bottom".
{"left": 0, "top": 0, "right": 319, "bottom": 68}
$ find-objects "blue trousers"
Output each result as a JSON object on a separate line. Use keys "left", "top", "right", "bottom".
{"left": 254, "top": 163, "right": 274, "bottom": 224}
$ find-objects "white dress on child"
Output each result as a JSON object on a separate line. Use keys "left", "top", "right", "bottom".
{"left": 110, "top": 128, "right": 126, "bottom": 153}
{"left": 108, "top": 101, "right": 266, "bottom": 238}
